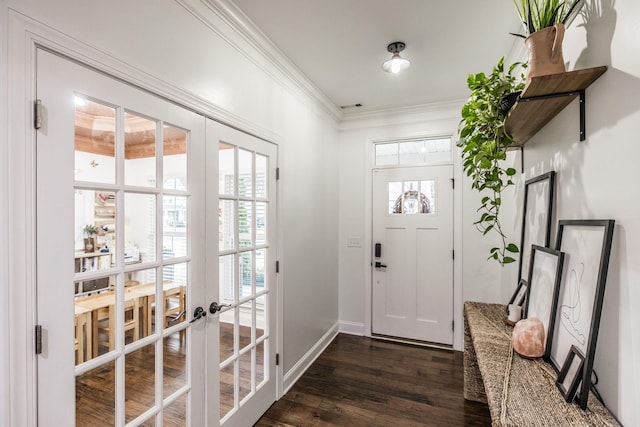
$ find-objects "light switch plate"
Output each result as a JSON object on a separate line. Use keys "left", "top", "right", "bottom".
{"left": 347, "top": 237, "right": 361, "bottom": 248}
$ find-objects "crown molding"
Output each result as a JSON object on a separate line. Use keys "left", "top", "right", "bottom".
{"left": 339, "top": 98, "right": 465, "bottom": 132}
{"left": 187, "top": 0, "right": 343, "bottom": 124}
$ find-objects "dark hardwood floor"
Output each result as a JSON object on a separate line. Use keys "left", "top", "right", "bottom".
{"left": 255, "top": 334, "right": 491, "bottom": 427}
{"left": 76, "top": 332, "right": 491, "bottom": 426}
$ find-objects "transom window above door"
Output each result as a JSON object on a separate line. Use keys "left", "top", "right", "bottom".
{"left": 374, "top": 137, "right": 452, "bottom": 166}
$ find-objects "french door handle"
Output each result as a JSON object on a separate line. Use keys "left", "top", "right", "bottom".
{"left": 209, "top": 302, "right": 232, "bottom": 314}
{"left": 189, "top": 306, "right": 207, "bottom": 323}
{"left": 375, "top": 261, "right": 387, "bottom": 269}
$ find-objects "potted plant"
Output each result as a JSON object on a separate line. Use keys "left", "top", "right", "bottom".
{"left": 512, "top": 0, "right": 585, "bottom": 82}
{"left": 83, "top": 224, "right": 99, "bottom": 253}
{"left": 458, "top": 57, "right": 525, "bottom": 265}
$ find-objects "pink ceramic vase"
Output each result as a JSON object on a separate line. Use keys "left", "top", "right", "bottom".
{"left": 525, "top": 24, "right": 566, "bottom": 84}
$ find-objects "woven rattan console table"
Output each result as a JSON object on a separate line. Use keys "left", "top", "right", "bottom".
{"left": 463, "top": 301, "right": 620, "bottom": 426}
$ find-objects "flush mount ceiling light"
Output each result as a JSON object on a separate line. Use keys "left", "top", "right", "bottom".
{"left": 382, "top": 42, "right": 411, "bottom": 74}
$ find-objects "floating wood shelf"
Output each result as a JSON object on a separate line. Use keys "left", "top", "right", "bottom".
{"left": 505, "top": 66, "right": 608, "bottom": 146}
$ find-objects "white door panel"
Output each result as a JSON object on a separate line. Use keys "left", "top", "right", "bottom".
{"left": 372, "top": 165, "right": 454, "bottom": 344}
{"left": 36, "top": 49, "right": 207, "bottom": 426}
{"left": 206, "top": 120, "right": 278, "bottom": 427}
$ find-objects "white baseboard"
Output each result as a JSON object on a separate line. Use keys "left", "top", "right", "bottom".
{"left": 338, "top": 320, "right": 365, "bottom": 336}
{"left": 282, "top": 321, "right": 339, "bottom": 395}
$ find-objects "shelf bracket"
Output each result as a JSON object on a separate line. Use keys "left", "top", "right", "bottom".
{"left": 517, "top": 89, "right": 587, "bottom": 141}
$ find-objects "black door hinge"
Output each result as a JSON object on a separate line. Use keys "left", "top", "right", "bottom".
{"left": 450, "top": 178, "right": 455, "bottom": 189}
{"left": 35, "top": 325, "right": 42, "bottom": 354}
{"left": 276, "top": 168, "right": 280, "bottom": 180}
{"left": 276, "top": 261, "right": 280, "bottom": 273}
{"left": 276, "top": 353, "right": 280, "bottom": 366}
{"left": 34, "top": 99, "right": 42, "bottom": 130}
{"left": 452, "top": 320, "right": 455, "bottom": 331}
{"left": 452, "top": 250, "right": 455, "bottom": 260}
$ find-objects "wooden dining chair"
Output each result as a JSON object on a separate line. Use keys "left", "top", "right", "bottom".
{"left": 97, "top": 297, "right": 140, "bottom": 352}
{"left": 163, "top": 285, "right": 186, "bottom": 328}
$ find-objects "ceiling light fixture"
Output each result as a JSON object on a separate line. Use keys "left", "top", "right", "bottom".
{"left": 382, "top": 42, "right": 411, "bottom": 74}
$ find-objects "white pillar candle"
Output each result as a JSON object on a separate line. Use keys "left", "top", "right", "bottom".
{"left": 508, "top": 304, "right": 522, "bottom": 323}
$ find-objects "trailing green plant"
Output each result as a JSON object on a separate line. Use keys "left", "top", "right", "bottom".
{"left": 457, "top": 57, "right": 526, "bottom": 265}
{"left": 512, "top": 0, "right": 585, "bottom": 37}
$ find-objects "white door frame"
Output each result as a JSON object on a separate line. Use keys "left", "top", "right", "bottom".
{"left": 362, "top": 135, "right": 465, "bottom": 351}
{"left": 4, "top": 12, "right": 283, "bottom": 426}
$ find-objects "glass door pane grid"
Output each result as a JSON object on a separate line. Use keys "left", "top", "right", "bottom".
{"left": 218, "top": 143, "right": 272, "bottom": 421}
{"left": 74, "top": 98, "right": 192, "bottom": 425}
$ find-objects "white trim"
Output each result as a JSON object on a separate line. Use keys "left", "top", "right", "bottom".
{"left": 363, "top": 124, "right": 464, "bottom": 351}
{"left": 282, "top": 322, "right": 339, "bottom": 394}
{"left": 338, "top": 321, "right": 365, "bottom": 336}
{"left": 6, "top": 10, "right": 38, "bottom": 427}
{"left": 180, "top": 0, "right": 343, "bottom": 124}
{"left": 11, "top": 9, "right": 282, "bottom": 145}
{"left": 0, "top": 2, "right": 10, "bottom": 424}
{"left": 275, "top": 146, "right": 284, "bottom": 400}
{"left": 339, "top": 99, "right": 465, "bottom": 131}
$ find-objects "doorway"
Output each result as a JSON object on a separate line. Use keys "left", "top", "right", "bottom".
{"left": 35, "top": 48, "right": 277, "bottom": 426}
{"left": 371, "top": 141, "right": 454, "bottom": 345}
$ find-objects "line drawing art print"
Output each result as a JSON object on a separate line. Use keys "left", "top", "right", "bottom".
{"left": 559, "top": 262, "right": 586, "bottom": 346}
{"left": 549, "top": 220, "right": 614, "bottom": 409}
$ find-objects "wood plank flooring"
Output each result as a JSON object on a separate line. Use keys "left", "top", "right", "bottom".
{"left": 255, "top": 334, "right": 491, "bottom": 427}
{"left": 76, "top": 331, "right": 491, "bottom": 426}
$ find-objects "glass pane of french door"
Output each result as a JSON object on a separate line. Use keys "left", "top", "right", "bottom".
{"left": 210, "top": 122, "right": 277, "bottom": 427}
{"left": 36, "top": 49, "right": 206, "bottom": 426}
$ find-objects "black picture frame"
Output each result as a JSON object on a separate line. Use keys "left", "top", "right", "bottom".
{"left": 506, "top": 279, "right": 528, "bottom": 312}
{"left": 517, "top": 171, "right": 556, "bottom": 285}
{"left": 524, "top": 245, "right": 565, "bottom": 362}
{"left": 549, "top": 219, "right": 615, "bottom": 409}
{"left": 556, "top": 345, "right": 585, "bottom": 403}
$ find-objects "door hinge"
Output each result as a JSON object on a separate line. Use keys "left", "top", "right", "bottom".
{"left": 34, "top": 99, "right": 43, "bottom": 130}
{"left": 276, "top": 260, "right": 280, "bottom": 273}
{"left": 452, "top": 320, "right": 455, "bottom": 331}
{"left": 35, "top": 325, "right": 43, "bottom": 354}
{"left": 452, "top": 250, "right": 455, "bottom": 260}
{"left": 276, "top": 353, "right": 280, "bottom": 366}
{"left": 276, "top": 167, "right": 280, "bottom": 180}
{"left": 450, "top": 178, "right": 455, "bottom": 189}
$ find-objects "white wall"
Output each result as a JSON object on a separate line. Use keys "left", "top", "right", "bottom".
{"left": 515, "top": 1, "right": 640, "bottom": 424}
{"left": 0, "top": 0, "right": 339, "bottom": 424}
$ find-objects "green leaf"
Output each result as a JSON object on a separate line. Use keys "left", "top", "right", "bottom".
{"left": 482, "top": 225, "right": 494, "bottom": 235}
{"left": 506, "top": 167, "right": 517, "bottom": 176}
{"left": 506, "top": 243, "right": 519, "bottom": 253}
{"left": 503, "top": 256, "right": 517, "bottom": 264}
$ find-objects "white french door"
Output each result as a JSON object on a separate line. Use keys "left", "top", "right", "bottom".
{"left": 206, "top": 121, "right": 278, "bottom": 427}
{"left": 372, "top": 165, "right": 454, "bottom": 345}
{"left": 36, "top": 49, "right": 207, "bottom": 426}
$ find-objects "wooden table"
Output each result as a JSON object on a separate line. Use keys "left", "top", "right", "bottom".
{"left": 128, "top": 282, "right": 186, "bottom": 337}
{"left": 74, "top": 282, "right": 186, "bottom": 358}
{"left": 75, "top": 290, "right": 136, "bottom": 356}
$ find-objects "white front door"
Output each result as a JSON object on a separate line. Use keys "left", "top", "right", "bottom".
{"left": 206, "top": 121, "right": 278, "bottom": 427}
{"left": 36, "top": 49, "right": 208, "bottom": 426}
{"left": 372, "top": 165, "right": 454, "bottom": 345}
